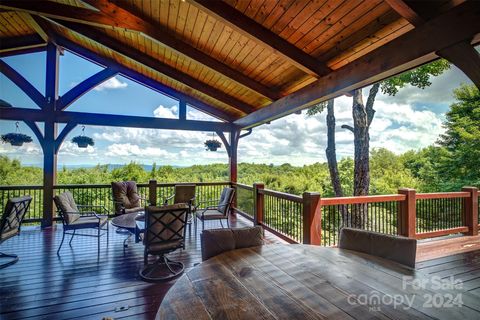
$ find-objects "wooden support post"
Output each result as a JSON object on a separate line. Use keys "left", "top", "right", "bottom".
{"left": 398, "top": 188, "right": 416, "bottom": 238}
{"left": 149, "top": 179, "right": 157, "bottom": 206}
{"left": 229, "top": 130, "right": 239, "bottom": 214}
{"left": 42, "top": 43, "right": 59, "bottom": 228}
{"left": 462, "top": 187, "right": 478, "bottom": 236}
{"left": 179, "top": 99, "right": 187, "bottom": 121}
{"left": 253, "top": 183, "right": 264, "bottom": 226}
{"left": 302, "top": 192, "right": 322, "bottom": 245}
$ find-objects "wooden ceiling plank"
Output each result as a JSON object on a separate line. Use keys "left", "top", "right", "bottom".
{"left": 438, "top": 41, "right": 480, "bottom": 89}
{"left": 52, "top": 20, "right": 255, "bottom": 114}
{"left": 0, "top": 34, "right": 45, "bottom": 52}
{"left": 53, "top": 33, "right": 237, "bottom": 122}
{"left": 234, "top": 1, "right": 480, "bottom": 129}
{"left": 82, "top": 0, "right": 279, "bottom": 100}
{"left": 187, "top": 0, "right": 331, "bottom": 77}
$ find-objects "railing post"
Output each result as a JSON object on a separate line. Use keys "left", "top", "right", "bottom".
{"left": 253, "top": 183, "right": 264, "bottom": 226}
{"left": 462, "top": 186, "right": 478, "bottom": 236}
{"left": 149, "top": 179, "right": 157, "bottom": 206}
{"left": 398, "top": 188, "right": 416, "bottom": 238}
{"left": 302, "top": 192, "right": 322, "bottom": 245}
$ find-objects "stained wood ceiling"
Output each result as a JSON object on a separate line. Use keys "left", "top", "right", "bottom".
{"left": 0, "top": 0, "right": 477, "bottom": 126}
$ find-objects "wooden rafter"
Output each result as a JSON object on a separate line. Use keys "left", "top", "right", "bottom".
{"left": 0, "top": 107, "right": 234, "bottom": 132}
{"left": 58, "top": 67, "right": 118, "bottom": 110}
{"left": 0, "top": 59, "right": 47, "bottom": 108}
{"left": 234, "top": 1, "right": 480, "bottom": 129}
{"left": 0, "top": 0, "right": 280, "bottom": 101}
{"left": 187, "top": 0, "right": 332, "bottom": 78}
{"left": 53, "top": 20, "right": 256, "bottom": 114}
{"left": 54, "top": 34, "right": 237, "bottom": 122}
{"left": 0, "top": 34, "right": 45, "bottom": 53}
{"left": 385, "top": 0, "right": 425, "bottom": 26}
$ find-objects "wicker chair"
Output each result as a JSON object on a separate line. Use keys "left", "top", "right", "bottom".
{"left": 0, "top": 196, "right": 32, "bottom": 269}
{"left": 164, "top": 184, "right": 196, "bottom": 232}
{"left": 139, "top": 203, "right": 189, "bottom": 282}
{"left": 195, "top": 187, "right": 235, "bottom": 233}
{"left": 111, "top": 181, "right": 146, "bottom": 216}
{"left": 201, "top": 226, "right": 264, "bottom": 261}
{"left": 338, "top": 227, "right": 417, "bottom": 268}
{"left": 54, "top": 191, "right": 109, "bottom": 256}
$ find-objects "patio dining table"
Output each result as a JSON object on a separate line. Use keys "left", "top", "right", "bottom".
{"left": 157, "top": 244, "right": 480, "bottom": 319}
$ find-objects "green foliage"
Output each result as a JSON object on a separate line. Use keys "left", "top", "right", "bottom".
{"left": 380, "top": 59, "right": 450, "bottom": 96}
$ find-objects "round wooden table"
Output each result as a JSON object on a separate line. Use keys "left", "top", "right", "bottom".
{"left": 157, "top": 244, "right": 480, "bottom": 319}
{"left": 111, "top": 212, "right": 144, "bottom": 247}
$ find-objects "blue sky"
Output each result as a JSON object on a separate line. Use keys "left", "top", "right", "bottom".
{"left": 0, "top": 49, "right": 474, "bottom": 168}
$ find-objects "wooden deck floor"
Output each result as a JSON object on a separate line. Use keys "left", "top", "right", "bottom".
{"left": 1, "top": 218, "right": 480, "bottom": 320}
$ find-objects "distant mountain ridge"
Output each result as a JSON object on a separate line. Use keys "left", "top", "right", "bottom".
{"left": 23, "top": 164, "right": 186, "bottom": 171}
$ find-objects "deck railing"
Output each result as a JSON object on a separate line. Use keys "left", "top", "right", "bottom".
{"left": 0, "top": 182, "right": 478, "bottom": 245}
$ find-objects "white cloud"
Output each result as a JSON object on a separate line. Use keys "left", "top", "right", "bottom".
{"left": 93, "top": 77, "right": 128, "bottom": 91}
{"left": 153, "top": 105, "right": 177, "bottom": 119}
{"left": 58, "top": 141, "right": 95, "bottom": 156}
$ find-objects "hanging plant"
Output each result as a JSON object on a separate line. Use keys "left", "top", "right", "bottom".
{"left": 71, "top": 126, "right": 94, "bottom": 148}
{"left": 204, "top": 133, "right": 221, "bottom": 151}
{"left": 1, "top": 122, "right": 33, "bottom": 146}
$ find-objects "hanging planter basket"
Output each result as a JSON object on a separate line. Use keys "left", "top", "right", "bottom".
{"left": 1, "top": 122, "right": 32, "bottom": 147}
{"left": 204, "top": 139, "right": 221, "bottom": 151}
{"left": 71, "top": 126, "right": 94, "bottom": 148}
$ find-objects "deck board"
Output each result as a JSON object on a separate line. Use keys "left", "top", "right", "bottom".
{"left": 2, "top": 216, "right": 480, "bottom": 319}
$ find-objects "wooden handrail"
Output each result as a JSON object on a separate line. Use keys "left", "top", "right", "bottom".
{"left": 233, "top": 183, "right": 254, "bottom": 191}
{"left": 259, "top": 188, "right": 303, "bottom": 202}
{"left": 416, "top": 192, "right": 470, "bottom": 199}
{"left": 321, "top": 194, "right": 406, "bottom": 206}
{"left": 415, "top": 227, "right": 469, "bottom": 240}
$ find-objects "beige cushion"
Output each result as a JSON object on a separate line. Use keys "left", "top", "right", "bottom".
{"left": 201, "top": 226, "right": 264, "bottom": 261}
{"left": 54, "top": 192, "right": 80, "bottom": 224}
{"left": 145, "top": 204, "right": 188, "bottom": 250}
{"left": 339, "top": 227, "right": 417, "bottom": 268}
{"left": 217, "top": 188, "right": 234, "bottom": 214}
{"left": 70, "top": 215, "right": 108, "bottom": 226}
{"left": 199, "top": 209, "right": 227, "bottom": 220}
{"left": 174, "top": 185, "right": 196, "bottom": 204}
{"left": 1, "top": 196, "right": 31, "bottom": 240}
{"left": 111, "top": 181, "right": 141, "bottom": 214}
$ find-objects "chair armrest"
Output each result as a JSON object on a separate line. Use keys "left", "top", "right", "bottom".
{"left": 163, "top": 193, "right": 175, "bottom": 205}
{"left": 194, "top": 199, "right": 219, "bottom": 208}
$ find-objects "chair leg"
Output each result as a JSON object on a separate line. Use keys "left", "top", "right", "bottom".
{"left": 98, "top": 225, "right": 100, "bottom": 256}
{"left": 0, "top": 252, "right": 19, "bottom": 269}
{"left": 69, "top": 230, "right": 76, "bottom": 246}
{"left": 202, "top": 219, "right": 204, "bottom": 232}
{"left": 227, "top": 218, "right": 230, "bottom": 228}
{"left": 219, "top": 219, "right": 224, "bottom": 228}
{"left": 106, "top": 221, "right": 109, "bottom": 247}
{"left": 57, "top": 230, "right": 66, "bottom": 255}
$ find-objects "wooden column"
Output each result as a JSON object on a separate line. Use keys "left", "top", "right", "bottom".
{"left": 462, "top": 186, "right": 478, "bottom": 236}
{"left": 42, "top": 43, "right": 59, "bottom": 228}
{"left": 302, "top": 192, "right": 322, "bottom": 245}
{"left": 149, "top": 179, "right": 157, "bottom": 206}
{"left": 229, "top": 130, "right": 239, "bottom": 214}
{"left": 398, "top": 188, "right": 416, "bottom": 238}
{"left": 253, "top": 183, "right": 264, "bottom": 226}
{"left": 179, "top": 99, "right": 187, "bottom": 120}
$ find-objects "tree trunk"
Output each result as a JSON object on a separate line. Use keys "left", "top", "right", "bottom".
{"left": 325, "top": 100, "right": 343, "bottom": 198}
{"left": 352, "top": 89, "right": 370, "bottom": 197}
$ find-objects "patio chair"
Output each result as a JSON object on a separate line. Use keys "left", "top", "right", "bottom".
{"left": 0, "top": 196, "right": 32, "bottom": 269}
{"left": 164, "top": 184, "right": 196, "bottom": 232}
{"left": 139, "top": 203, "right": 189, "bottom": 282}
{"left": 338, "top": 227, "right": 417, "bottom": 268}
{"left": 195, "top": 187, "right": 235, "bottom": 233}
{"left": 54, "top": 191, "right": 109, "bottom": 256}
{"left": 201, "top": 226, "right": 264, "bottom": 261}
{"left": 111, "top": 181, "right": 146, "bottom": 216}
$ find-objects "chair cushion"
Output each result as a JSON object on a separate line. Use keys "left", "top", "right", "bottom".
{"left": 199, "top": 209, "right": 226, "bottom": 220}
{"left": 338, "top": 227, "right": 417, "bottom": 268}
{"left": 0, "top": 228, "right": 18, "bottom": 242}
{"left": 111, "top": 181, "right": 141, "bottom": 214}
{"left": 217, "top": 188, "right": 234, "bottom": 214}
{"left": 53, "top": 192, "right": 80, "bottom": 224}
{"left": 145, "top": 204, "right": 188, "bottom": 247}
{"left": 124, "top": 207, "right": 144, "bottom": 214}
{"left": 201, "top": 226, "right": 264, "bottom": 261}
{"left": 69, "top": 215, "right": 108, "bottom": 227}
{"left": 1, "top": 196, "right": 32, "bottom": 241}
{"left": 174, "top": 185, "right": 196, "bottom": 204}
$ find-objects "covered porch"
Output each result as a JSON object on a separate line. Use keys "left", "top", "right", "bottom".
{"left": 1, "top": 0, "right": 480, "bottom": 319}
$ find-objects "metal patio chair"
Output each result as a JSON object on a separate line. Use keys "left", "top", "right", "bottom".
{"left": 54, "top": 191, "right": 109, "bottom": 256}
{"left": 0, "top": 196, "right": 32, "bottom": 269}
{"left": 195, "top": 187, "right": 235, "bottom": 234}
{"left": 164, "top": 184, "right": 196, "bottom": 232}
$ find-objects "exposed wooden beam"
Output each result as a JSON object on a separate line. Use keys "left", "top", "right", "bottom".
{"left": 24, "top": 120, "right": 45, "bottom": 149}
{"left": 385, "top": 0, "right": 425, "bottom": 26}
{"left": 387, "top": 0, "right": 480, "bottom": 90}
{"left": 54, "top": 20, "right": 256, "bottom": 114}
{"left": 0, "top": 107, "right": 234, "bottom": 132}
{"left": 179, "top": 100, "right": 187, "bottom": 121}
{"left": 234, "top": 1, "right": 480, "bottom": 129}
{"left": 58, "top": 67, "right": 118, "bottom": 110}
{"left": 54, "top": 34, "right": 236, "bottom": 122}
{"left": 0, "top": 34, "right": 45, "bottom": 53}
{"left": 0, "top": 46, "right": 46, "bottom": 58}
{"left": 187, "top": 0, "right": 331, "bottom": 77}
{"left": 0, "top": 59, "right": 47, "bottom": 108}
{"left": 0, "top": 0, "right": 279, "bottom": 100}
{"left": 83, "top": 0, "right": 280, "bottom": 101}
{"left": 438, "top": 41, "right": 480, "bottom": 90}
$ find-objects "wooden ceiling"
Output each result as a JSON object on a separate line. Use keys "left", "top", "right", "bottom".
{"left": 0, "top": 0, "right": 479, "bottom": 127}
